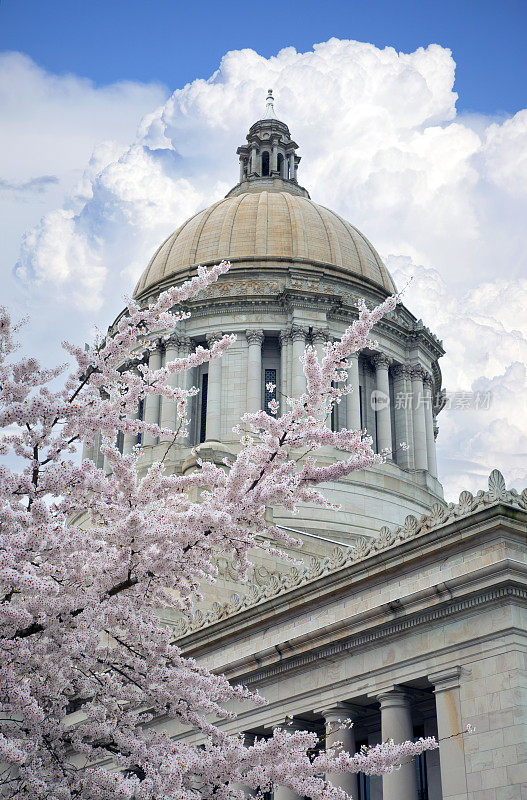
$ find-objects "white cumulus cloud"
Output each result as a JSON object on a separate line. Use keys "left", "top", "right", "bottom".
{"left": 3, "top": 40, "right": 527, "bottom": 500}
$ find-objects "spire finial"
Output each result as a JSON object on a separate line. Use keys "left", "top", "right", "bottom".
{"left": 265, "top": 88, "right": 276, "bottom": 119}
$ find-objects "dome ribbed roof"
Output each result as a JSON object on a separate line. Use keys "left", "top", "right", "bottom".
{"left": 134, "top": 190, "right": 396, "bottom": 298}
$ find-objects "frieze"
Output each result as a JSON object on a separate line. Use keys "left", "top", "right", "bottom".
{"left": 239, "top": 586, "right": 527, "bottom": 686}
{"left": 173, "top": 470, "right": 527, "bottom": 637}
{"left": 201, "top": 279, "right": 285, "bottom": 298}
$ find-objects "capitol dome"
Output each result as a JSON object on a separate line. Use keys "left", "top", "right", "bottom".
{"left": 100, "top": 89, "right": 446, "bottom": 546}
{"left": 134, "top": 191, "right": 396, "bottom": 299}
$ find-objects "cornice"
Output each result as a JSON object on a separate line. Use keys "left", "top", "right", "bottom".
{"left": 132, "top": 256, "right": 395, "bottom": 307}
{"left": 173, "top": 470, "right": 527, "bottom": 639}
{"left": 225, "top": 584, "right": 527, "bottom": 687}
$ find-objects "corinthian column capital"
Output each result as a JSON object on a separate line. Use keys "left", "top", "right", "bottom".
{"left": 392, "top": 362, "right": 412, "bottom": 380}
{"left": 147, "top": 337, "right": 163, "bottom": 356}
{"left": 410, "top": 364, "right": 426, "bottom": 381}
{"left": 279, "top": 329, "right": 292, "bottom": 346}
{"left": 372, "top": 352, "right": 392, "bottom": 369}
{"left": 206, "top": 331, "right": 223, "bottom": 347}
{"left": 246, "top": 329, "right": 264, "bottom": 346}
{"left": 290, "top": 326, "right": 308, "bottom": 343}
{"left": 312, "top": 327, "right": 330, "bottom": 344}
{"left": 423, "top": 371, "right": 434, "bottom": 389}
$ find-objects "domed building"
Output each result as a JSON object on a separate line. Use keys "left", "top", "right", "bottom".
{"left": 91, "top": 93, "right": 527, "bottom": 800}
{"left": 125, "top": 89, "right": 445, "bottom": 549}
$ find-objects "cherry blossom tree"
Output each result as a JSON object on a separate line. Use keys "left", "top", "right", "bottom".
{"left": 0, "top": 261, "right": 436, "bottom": 799}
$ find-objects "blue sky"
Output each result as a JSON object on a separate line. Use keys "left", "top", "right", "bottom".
{"left": 1, "top": 4, "right": 526, "bottom": 499}
{"left": 0, "top": 0, "right": 525, "bottom": 115}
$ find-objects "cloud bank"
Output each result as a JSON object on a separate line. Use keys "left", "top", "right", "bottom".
{"left": 4, "top": 40, "right": 527, "bottom": 499}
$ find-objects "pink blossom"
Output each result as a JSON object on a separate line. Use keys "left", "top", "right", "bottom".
{"left": 0, "top": 265, "right": 435, "bottom": 798}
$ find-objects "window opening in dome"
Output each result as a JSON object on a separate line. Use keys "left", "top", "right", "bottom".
{"left": 137, "top": 398, "right": 144, "bottom": 445}
{"left": 199, "top": 372, "right": 208, "bottom": 443}
{"left": 331, "top": 382, "right": 337, "bottom": 432}
{"left": 264, "top": 369, "right": 277, "bottom": 415}
{"left": 277, "top": 152, "right": 284, "bottom": 177}
{"left": 358, "top": 385, "right": 364, "bottom": 429}
{"left": 261, "top": 151, "right": 270, "bottom": 176}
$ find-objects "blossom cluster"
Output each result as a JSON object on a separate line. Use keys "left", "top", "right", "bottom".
{"left": 0, "top": 263, "right": 436, "bottom": 799}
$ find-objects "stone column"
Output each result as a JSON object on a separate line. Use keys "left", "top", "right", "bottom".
{"left": 271, "top": 141, "right": 278, "bottom": 174}
{"left": 312, "top": 329, "right": 326, "bottom": 364}
{"left": 323, "top": 704, "right": 359, "bottom": 798}
{"left": 239, "top": 158, "right": 245, "bottom": 183}
{"left": 231, "top": 733, "right": 257, "bottom": 797}
{"left": 250, "top": 145, "right": 258, "bottom": 176}
{"left": 143, "top": 341, "right": 163, "bottom": 447}
{"left": 429, "top": 667, "right": 468, "bottom": 800}
{"left": 312, "top": 329, "right": 331, "bottom": 427}
{"left": 286, "top": 331, "right": 293, "bottom": 398}
{"left": 205, "top": 332, "right": 222, "bottom": 442}
{"left": 246, "top": 330, "right": 264, "bottom": 414}
{"left": 159, "top": 335, "right": 180, "bottom": 442}
{"left": 273, "top": 720, "right": 305, "bottom": 800}
{"left": 122, "top": 404, "right": 139, "bottom": 455}
{"left": 423, "top": 373, "right": 438, "bottom": 478}
{"left": 82, "top": 436, "right": 95, "bottom": 462}
{"left": 289, "top": 153, "right": 295, "bottom": 181}
{"left": 178, "top": 337, "right": 193, "bottom": 445}
{"left": 378, "top": 690, "right": 419, "bottom": 800}
{"left": 411, "top": 366, "right": 428, "bottom": 471}
{"left": 392, "top": 364, "right": 414, "bottom": 469}
{"left": 279, "top": 330, "right": 291, "bottom": 414}
{"left": 346, "top": 352, "right": 361, "bottom": 430}
{"left": 291, "top": 327, "right": 307, "bottom": 398}
{"left": 373, "top": 354, "right": 392, "bottom": 457}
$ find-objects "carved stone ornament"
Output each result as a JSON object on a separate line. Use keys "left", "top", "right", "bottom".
{"left": 173, "top": 470, "right": 527, "bottom": 637}
{"left": 290, "top": 326, "right": 308, "bottom": 342}
{"left": 410, "top": 365, "right": 426, "bottom": 381}
{"left": 392, "top": 363, "right": 412, "bottom": 380}
{"left": 372, "top": 353, "right": 392, "bottom": 369}
{"left": 246, "top": 329, "right": 265, "bottom": 346}
{"left": 206, "top": 332, "right": 223, "bottom": 347}
{"left": 312, "top": 328, "right": 330, "bottom": 343}
{"left": 423, "top": 372, "right": 434, "bottom": 389}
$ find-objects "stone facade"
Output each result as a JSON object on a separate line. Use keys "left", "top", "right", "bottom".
{"left": 92, "top": 94, "right": 527, "bottom": 800}
{"left": 168, "top": 470, "right": 527, "bottom": 800}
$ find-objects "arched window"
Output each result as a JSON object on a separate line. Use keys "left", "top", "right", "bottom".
{"left": 261, "top": 151, "right": 270, "bottom": 176}
{"left": 277, "top": 152, "right": 284, "bottom": 176}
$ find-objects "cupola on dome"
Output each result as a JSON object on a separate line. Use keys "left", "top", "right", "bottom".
{"left": 133, "top": 90, "right": 396, "bottom": 299}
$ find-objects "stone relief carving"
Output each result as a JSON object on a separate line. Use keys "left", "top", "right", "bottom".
{"left": 202, "top": 279, "right": 284, "bottom": 297}
{"left": 173, "top": 469, "right": 526, "bottom": 637}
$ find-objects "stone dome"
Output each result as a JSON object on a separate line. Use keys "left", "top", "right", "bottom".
{"left": 133, "top": 190, "right": 396, "bottom": 299}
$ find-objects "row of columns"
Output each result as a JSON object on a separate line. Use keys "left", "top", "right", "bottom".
{"left": 243, "top": 149, "right": 297, "bottom": 181}
{"left": 121, "top": 335, "right": 195, "bottom": 454}
{"left": 243, "top": 670, "right": 466, "bottom": 800}
{"left": 94, "top": 329, "right": 437, "bottom": 479}
{"left": 260, "top": 328, "right": 438, "bottom": 476}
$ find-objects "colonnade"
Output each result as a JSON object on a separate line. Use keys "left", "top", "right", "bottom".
{"left": 91, "top": 328, "right": 438, "bottom": 478}
{"left": 242, "top": 148, "right": 297, "bottom": 181}
{"left": 237, "top": 672, "right": 466, "bottom": 800}
{"left": 249, "top": 327, "right": 437, "bottom": 476}
{"left": 120, "top": 335, "right": 194, "bottom": 455}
